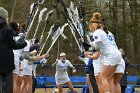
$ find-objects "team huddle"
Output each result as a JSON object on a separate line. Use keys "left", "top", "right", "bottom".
{"left": 0, "top": 5, "right": 127, "bottom": 93}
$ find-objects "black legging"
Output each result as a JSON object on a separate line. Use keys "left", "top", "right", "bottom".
{"left": 121, "top": 86, "right": 126, "bottom": 93}
{"left": 32, "top": 76, "right": 37, "bottom": 93}
{"left": 0, "top": 72, "right": 13, "bottom": 93}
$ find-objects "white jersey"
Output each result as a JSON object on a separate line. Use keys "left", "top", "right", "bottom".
{"left": 107, "top": 31, "right": 118, "bottom": 48}
{"left": 13, "top": 37, "right": 30, "bottom": 58}
{"left": 107, "top": 31, "right": 125, "bottom": 73}
{"left": 22, "top": 40, "right": 31, "bottom": 71}
{"left": 93, "top": 29, "right": 122, "bottom": 66}
{"left": 93, "top": 29, "right": 120, "bottom": 57}
{"left": 13, "top": 36, "right": 30, "bottom": 74}
{"left": 55, "top": 60, "right": 73, "bottom": 78}
{"left": 13, "top": 37, "right": 24, "bottom": 59}
{"left": 55, "top": 60, "right": 74, "bottom": 85}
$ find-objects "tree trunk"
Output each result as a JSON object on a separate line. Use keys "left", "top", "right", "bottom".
{"left": 112, "top": 0, "right": 118, "bottom": 39}
{"left": 122, "top": 0, "right": 127, "bottom": 51}
{"left": 128, "top": 0, "right": 134, "bottom": 64}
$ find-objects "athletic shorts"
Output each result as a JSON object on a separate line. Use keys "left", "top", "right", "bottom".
{"left": 93, "top": 57, "right": 104, "bottom": 76}
{"left": 23, "top": 68, "right": 32, "bottom": 76}
{"left": 55, "top": 75, "right": 70, "bottom": 85}
{"left": 103, "top": 52, "right": 122, "bottom": 66}
{"left": 115, "top": 58, "right": 125, "bottom": 74}
{"left": 18, "top": 71, "right": 24, "bottom": 77}
{"left": 13, "top": 58, "right": 20, "bottom": 75}
{"left": 94, "top": 64, "right": 102, "bottom": 76}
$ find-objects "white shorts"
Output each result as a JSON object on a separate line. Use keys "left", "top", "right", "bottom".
{"left": 18, "top": 71, "right": 24, "bottom": 77}
{"left": 23, "top": 59, "right": 33, "bottom": 76}
{"left": 13, "top": 66, "right": 19, "bottom": 75}
{"left": 23, "top": 68, "right": 32, "bottom": 76}
{"left": 13, "top": 58, "right": 20, "bottom": 75}
{"left": 104, "top": 52, "right": 122, "bottom": 66}
{"left": 115, "top": 58, "right": 125, "bottom": 74}
{"left": 94, "top": 65, "right": 102, "bottom": 76}
{"left": 93, "top": 56, "right": 104, "bottom": 76}
{"left": 55, "top": 76, "right": 70, "bottom": 85}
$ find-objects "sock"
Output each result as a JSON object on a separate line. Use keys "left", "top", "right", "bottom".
{"left": 105, "top": 92, "right": 110, "bottom": 93}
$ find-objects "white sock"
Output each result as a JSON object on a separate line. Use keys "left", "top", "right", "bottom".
{"left": 105, "top": 92, "right": 110, "bottom": 93}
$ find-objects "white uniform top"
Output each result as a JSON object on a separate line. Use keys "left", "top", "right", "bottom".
{"left": 107, "top": 31, "right": 118, "bottom": 49}
{"left": 93, "top": 29, "right": 120, "bottom": 56}
{"left": 13, "top": 36, "right": 30, "bottom": 59}
{"left": 93, "top": 29, "right": 121, "bottom": 65}
{"left": 88, "top": 32, "right": 104, "bottom": 74}
{"left": 13, "top": 36, "right": 30, "bottom": 69}
{"left": 23, "top": 40, "right": 33, "bottom": 74}
{"left": 107, "top": 31, "right": 125, "bottom": 73}
{"left": 20, "top": 41, "right": 33, "bottom": 75}
{"left": 55, "top": 60, "right": 74, "bottom": 85}
{"left": 55, "top": 60, "right": 73, "bottom": 78}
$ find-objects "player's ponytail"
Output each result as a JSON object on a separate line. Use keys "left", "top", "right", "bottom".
{"left": 92, "top": 12, "right": 101, "bottom": 21}
{"left": 89, "top": 12, "right": 101, "bottom": 31}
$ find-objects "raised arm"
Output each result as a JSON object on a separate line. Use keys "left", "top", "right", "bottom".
{"left": 5, "top": 26, "right": 27, "bottom": 49}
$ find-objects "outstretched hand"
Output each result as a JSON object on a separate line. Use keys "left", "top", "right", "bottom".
{"left": 72, "top": 69, "right": 76, "bottom": 73}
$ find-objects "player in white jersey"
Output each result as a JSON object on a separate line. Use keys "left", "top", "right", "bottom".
{"left": 102, "top": 19, "right": 125, "bottom": 93}
{"left": 86, "top": 25, "right": 103, "bottom": 93}
{"left": 85, "top": 13, "right": 125, "bottom": 93}
{"left": 107, "top": 31, "right": 125, "bottom": 93}
{"left": 13, "top": 36, "right": 30, "bottom": 93}
{"left": 21, "top": 46, "right": 48, "bottom": 93}
{"left": 84, "top": 19, "right": 122, "bottom": 93}
{"left": 54, "top": 53, "right": 76, "bottom": 93}
{"left": 88, "top": 32, "right": 104, "bottom": 93}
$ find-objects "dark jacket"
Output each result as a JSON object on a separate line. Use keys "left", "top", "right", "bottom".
{"left": 120, "top": 55, "right": 129, "bottom": 87}
{"left": 0, "top": 17, "right": 26, "bottom": 74}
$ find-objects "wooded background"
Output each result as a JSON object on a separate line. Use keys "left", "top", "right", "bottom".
{"left": 0, "top": 0, "right": 140, "bottom": 69}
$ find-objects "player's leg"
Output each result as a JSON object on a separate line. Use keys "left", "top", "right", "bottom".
{"left": 57, "top": 84, "right": 63, "bottom": 93}
{"left": 24, "top": 75, "right": 32, "bottom": 93}
{"left": 20, "top": 76, "right": 27, "bottom": 93}
{"left": 108, "top": 77, "right": 115, "bottom": 93}
{"left": 114, "top": 59, "right": 125, "bottom": 93}
{"left": 114, "top": 73, "right": 123, "bottom": 93}
{"left": 66, "top": 81, "right": 74, "bottom": 93}
{"left": 13, "top": 73, "right": 18, "bottom": 93}
{"left": 86, "top": 74, "right": 93, "bottom": 93}
{"left": 99, "top": 65, "right": 117, "bottom": 93}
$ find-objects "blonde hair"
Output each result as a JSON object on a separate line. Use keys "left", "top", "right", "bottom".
{"left": 89, "top": 12, "right": 101, "bottom": 31}
{"left": 91, "top": 12, "right": 101, "bottom": 21}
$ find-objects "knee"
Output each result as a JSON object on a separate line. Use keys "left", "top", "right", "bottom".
{"left": 69, "top": 87, "right": 74, "bottom": 91}
{"left": 114, "top": 81, "right": 120, "bottom": 86}
{"left": 23, "top": 82, "right": 27, "bottom": 87}
{"left": 58, "top": 89, "right": 62, "bottom": 93}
